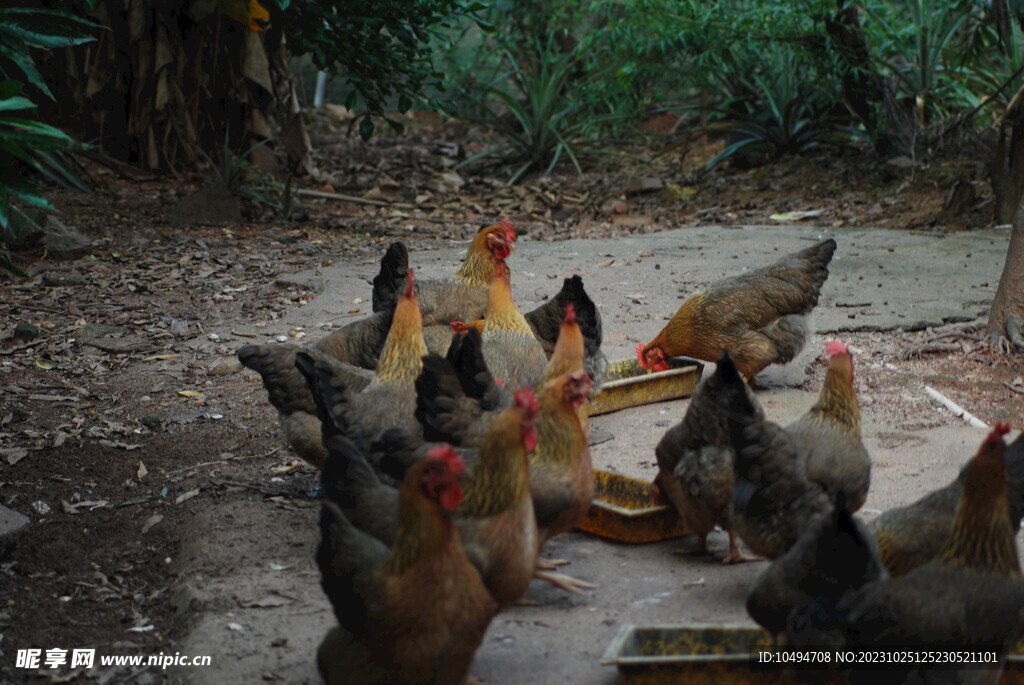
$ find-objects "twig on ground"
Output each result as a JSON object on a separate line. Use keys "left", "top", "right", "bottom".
{"left": 297, "top": 188, "right": 417, "bottom": 209}
{"left": 924, "top": 385, "right": 989, "bottom": 428}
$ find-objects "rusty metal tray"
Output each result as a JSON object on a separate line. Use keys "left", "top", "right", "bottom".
{"left": 600, "top": 625, "right": 788, "bottom": 685}
{"left": 603, "top": 625, "right": 1024, "bottom": 685}
{"left": 575, "top": 470, "right": 689, "bottom": 543}
{"left": 589, "top": 358, "right": 703, "bottom": 416}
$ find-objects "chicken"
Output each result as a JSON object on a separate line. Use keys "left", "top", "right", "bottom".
{"left": 637, "top": 238, "right": 836, "bottom": 381}
{"left": 243, "top": 270, "right": 426, "bottom": 467}
{"left": 371, "top": 219, "right": 516, "bottom": 325}
{"left": 529, "top": 370, "right": 595, "bottom": 592}
{"left": 786, "top": 426, "right": 1024, "bottom": 685}
{"left": 237, "top": 345, "right": 373, "bottom": 468}
{"left": 315, "top": 446, "right": 497, "bottom": 685}
{"left": 311, "top": 338, "right": 542, "bottom": 609}
{"left": 869, "top": 431, "right": 1024, "bottom": 577}
{"left": 653, "top": 355, "right": 754, "bottom": 563}
{"left": 746, "top": 494, "right": 887, "bottom": 637}
{"left": 479, "top": 263, "right": 549, "bottom": 391}
{"left": 416, "top": 304, "right": 585, "bottom": 450}
{"left": 787, "top": 340, "right": 871, "bottom": 512}
{"left": 720, "top": 350, "right": 832, "bottom": 559}
{"left": 525, "top": 275, "right": 609, "bottom": 389}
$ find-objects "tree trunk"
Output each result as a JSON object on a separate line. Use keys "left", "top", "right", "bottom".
{"left": 42, "top": 0, "right": 277, "bottom": 173}
{"left": 988, "top": 193, "right": 1024, "bottom": 349}
{"left": 824, "top": 1, "right": 919, "bottom": 158}
{"left": 989, "top": 118, "right": 1024, "bottom": 225}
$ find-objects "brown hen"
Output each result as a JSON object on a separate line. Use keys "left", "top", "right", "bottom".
{"left": 316, "top": 447, "right": 497, "bottom": 685}
{"left": 654, "top": 356, "right": 756, "bottom": 563}
{"left": 869, "top": 431, "right": 1024, "bottom": 577}
{"left": 786, "top": 426, "right": 1024, "bottom": 685}
{"left": 243, "top": 270, "right": 426, "bottom": 467}
{"left": 638, "top": 238, "right": 836, "bottom": 381}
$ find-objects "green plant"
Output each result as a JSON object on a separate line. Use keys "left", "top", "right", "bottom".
{"left": 198, "top": 138, "right": 303, "bottom": 219}
{"left": 859, "top": 0, "right": 974, "bottom": 116}
{"left": 701, "top": 44, "right": 860, "bottom": 169}
{"left": 0, "top": 6, "right": 96, "bottom": 276}
{"left": 268, "top": 0, "right": 488, "bottom": 139}
{"left": 455, "top": 34, "right": 624, "bottom": 183}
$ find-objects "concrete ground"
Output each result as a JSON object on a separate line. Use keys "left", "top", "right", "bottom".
{"left": 197, "top": 224, "right": 1014, "bottom": 684}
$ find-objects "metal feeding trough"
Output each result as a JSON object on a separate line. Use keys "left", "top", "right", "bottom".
{"left": 589, "top": 357, "right": 703, "bottom": 416}
{"left": 602, "top": 625, "right": 1024, "bottom": 685}
{"left": 575, "top": 470, "right": 689, "bottom": 544}
{"left": 601, "top": 624, "right": 778, "bottom": 685}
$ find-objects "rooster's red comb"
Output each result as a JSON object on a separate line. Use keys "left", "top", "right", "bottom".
{"left": 636, "top": 342, "right": 648, "bottom": 370}
{"left": 990, "top": 423, "right": 1012, "bottom": 440}
{"left": 825, "top": 340, "right": 849, "bottom": 357}
{"left": 500, "top": 217, "right": 516, "bottom": 243}
{"left": 426, "top": 444, "right": 465, "bottom": 475}
{"left": 564, "top": 303, "right": 576, "bottom": 325}
{"left": 514, "top": 387, "right": 538, "bottom": 416}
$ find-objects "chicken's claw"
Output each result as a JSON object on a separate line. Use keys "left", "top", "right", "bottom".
{"left": 536, "top": 558, "right": 569, "bottom": 570}
{"left": 534, "top": 569, "right": 596, "bottom": 594}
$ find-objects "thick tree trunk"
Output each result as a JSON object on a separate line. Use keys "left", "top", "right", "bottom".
{"left": 989, "top": 118, "right": 1024, "bottom": 225}
{"left": 825, "top": 1, "right": 919, "bottom": 158}
{"left": 43, "top": 0, "right": 276, "bottom": 173}
{"left": 988, "top": 194, "right": 1024, "bottom": 349}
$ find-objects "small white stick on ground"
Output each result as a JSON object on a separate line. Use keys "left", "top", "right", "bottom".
{"left": 924, "top": 385, "right": 989, "bottom": 429}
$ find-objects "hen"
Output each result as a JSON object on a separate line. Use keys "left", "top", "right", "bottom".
{"left": 653, "top": 354, "right": 754, "bottom": 563}
{"left": 525, "top": 275, "right": 609, "bottom": 389}
{"left": 746, "top": 494, "right": 887, "bottom": 637}
{"left": 315, "top": 446, "right": 497, "bottom": 685}
{"left": 417, "top": 304, "right": 585, "bottom": 449}
{"left": 243, "top": 270, "right": 426, "bottom": 467}
{"left": 787, "top": 426, "right": 1024, "bottom": 685}
{"left": 477, "top": 264, "right": 549, "bottom": 391}
{"left": 310, "top": 340, "right": 542, "bottom": 609}
{"left": 720, "top": 351, "right": 832, "bottom": 559}
{"left": 869, "top": 431, "right": 1024, "bottom": 577}
{"left": 787, "top": 340, "right": 871, "bottom": 512}
{"left": 371, "top": 219, "right": 516, "bottom": 326}
{"left": 637, "top": 238, "right": 836, "bottom": 381}
{"left": 529, "top": 370, "right": 595, "bottom": 592}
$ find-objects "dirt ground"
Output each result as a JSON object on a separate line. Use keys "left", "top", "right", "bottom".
{"left": 1, "top": 118, "right": 1022, "bottom": 684}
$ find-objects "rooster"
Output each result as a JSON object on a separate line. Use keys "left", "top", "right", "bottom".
{"left": 869, "top": 432, "right": 1024, "bottom": 577}
{"left": 371, "top": 219, "right": 516, "bottom": 327}
{"left": 637, "top": 238, "right": 836, "bottom": 381}
{"left": 653, "top": 354, "right": 757, "bottom": 563}
{"left": 720, "top": 351, "right": 832, "bottom": 559}
{"left": 242, "top": 270, "right": 426, "bottom": 467}
{"left": 315, "top": 446, "right": 497, "bottom": 685}
{"left": 787, "top": 426, "right": 1024, "bottom": 685}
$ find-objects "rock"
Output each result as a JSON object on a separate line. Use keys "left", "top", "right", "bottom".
{"left": 41, "top": 216, "right": 92, "bottom": 255}
{"left": 882, "top": 156, "right": 917, "bottom": 180}
{"left": 140, "top": 415, "right": 164, "bottom": 431}
{"left": 13, "top": 322, "right": 39, "bottom": 341}
{"left": 169, "top": 181, "right": 242, "bottom": 226}
{"left": 0, "top": 504, "right": 30, "bottom": 559}
{"left": 78, "top": 323, "right": 149, "bottom": 353}
{"left": 43, "top": 269, "right": 85, "bottom": 287}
